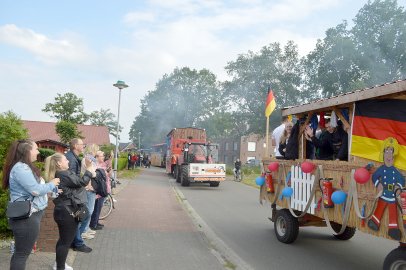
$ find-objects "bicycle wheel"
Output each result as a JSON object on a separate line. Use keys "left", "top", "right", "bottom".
{"left": 99, "top": 195, "right": 113, "bottom": 220}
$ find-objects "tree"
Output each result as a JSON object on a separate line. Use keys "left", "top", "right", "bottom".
{"left": 223, "top": 41, "right": 303, "bottom": 134}
{"left": 89, "top": 108, "right": 122, "bottom": 138}
{"left": 351, "top": 0, "right": 406, "bottom": 85}
{"left": 129, "top": 67, "right": 223, "bottom": 146}
{"left": 303, "top": 0, "right": 406, "bottom": 97}
{"left": 43, "top": 93, "right": 88, "bottom": 124}
{"left": 55, "top": 120, "right": 83, "bottom": 144}
{"left": 0, "top": 111, "right": 28, "bottom": 170}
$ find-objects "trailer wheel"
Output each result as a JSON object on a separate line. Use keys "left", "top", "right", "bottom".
{"left": 175, "top": 166, "right": 181, "bottom": 183}
{"left": 331, "top": 222, "right": 356, "bottom": 240}
{"left": 210, "top": 181, "right": 220, "bottom": 187}
{"left": 181, "top": 165, "right": 190, "bottom": 187}
{"left": 383, "top": 247, "right": 406, "bottom": 270}
{"left": 274, "top": 209, "right": 299, "bottom": 244}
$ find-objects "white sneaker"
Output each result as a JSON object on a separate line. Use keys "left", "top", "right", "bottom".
{"left": 81, "top": 232, "right": 95, "bottom": 240}
{"left": 53, "top": 261, "right": 73, "bottom": 270}
{"left": 86, "top": 229, "right": 96, "bottom": 235}
{"left": 112, "top": 198, "right": 117, "bottom": 202}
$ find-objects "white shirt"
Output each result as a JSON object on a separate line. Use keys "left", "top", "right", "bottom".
{"left": 272, "top": 123, "right": 285, "bottom": 157}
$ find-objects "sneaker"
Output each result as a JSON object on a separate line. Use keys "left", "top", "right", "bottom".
{"left": 81, "top": 232, "right": 95, "bottom": 240}
{"left": 112, "top": 198, "right": 117, "bottom": 202}
{"left": 90, "top": 225, "right": 103, "bottom": 230}
{"left": 72, "top": 245, "right": 92, "bottom": 253}
{"left": 86, "top": 229, "right": 96, "bottom": 235}
{"left": 53, "top": 261, "right": 73, "bottom": 270}
{"left": 97, "top": 223, "right": 104, "bottom": 227}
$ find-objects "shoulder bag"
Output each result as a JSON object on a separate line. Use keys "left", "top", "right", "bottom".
{"left": 6, "top": 197, "right": 32, "bottom": 220}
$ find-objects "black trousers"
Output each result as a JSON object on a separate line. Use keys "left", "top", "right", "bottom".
{"left": 8, "top": 210, "right": 44, "bottom": 270}
{"left": 54, "top": 205, "right": 78, "bottom": 270}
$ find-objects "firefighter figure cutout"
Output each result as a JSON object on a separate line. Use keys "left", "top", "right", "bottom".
{"left": 367, "top": 137, "right": 405, "bottom": 240}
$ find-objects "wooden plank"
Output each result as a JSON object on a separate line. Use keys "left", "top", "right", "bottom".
{"left": 282, "top": 80, "right": 406, "bottom": 116}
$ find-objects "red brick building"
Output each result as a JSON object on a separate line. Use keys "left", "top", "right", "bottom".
{"left": 23, "top": 120, "right": 110, "bottom": 153}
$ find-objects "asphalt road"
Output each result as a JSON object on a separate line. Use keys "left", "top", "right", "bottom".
{"left": 171, "top": 172, "right": 398, "bottom": 270}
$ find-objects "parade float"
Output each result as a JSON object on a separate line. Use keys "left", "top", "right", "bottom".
{"left": 259, "top": 80, "right": 406, "bottom": 269}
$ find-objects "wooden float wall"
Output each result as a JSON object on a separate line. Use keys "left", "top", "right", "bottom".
{"left": 261, "top": 158, "right": 406, "bottom": 242}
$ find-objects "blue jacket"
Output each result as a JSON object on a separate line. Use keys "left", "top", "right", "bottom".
{"left": 65, "top": 150, "right": 81, "bottom": 176}
{"left": 9, "top": 162, "right": 55, "bottom": 211}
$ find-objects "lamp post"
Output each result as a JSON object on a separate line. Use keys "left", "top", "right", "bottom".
{"left": 113, "top": 80, "right": 128, "bottom": 180}
{"left": 138, "top": 131, "right": 141, "bottom": 167}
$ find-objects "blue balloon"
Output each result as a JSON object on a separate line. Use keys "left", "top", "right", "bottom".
{"left": 255, "top": 176, "right": 265, "bottom": 186}
{"left": 281, "top": 187, "right": 293, "bottom": 198}
{"left": 331, "top": 190, "right": 347, "bottom": 204}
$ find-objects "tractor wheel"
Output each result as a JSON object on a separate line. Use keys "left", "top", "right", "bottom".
{"left": 383, "top": 247, "right": 406, "bottom": 270}
{"left": 181, "top": 165, "right": 190, "bottom": 187}
{"left": 331, "top": 222, "right": 356, "bottom": 240}
{"left": 175, "top": 166, "right": 181, "bottom": 183}
{"left": 274, "top": 209, "right": 299, "bottom": 244}
{"left": 210, "top": 181, "right": 220, "bottom": 187}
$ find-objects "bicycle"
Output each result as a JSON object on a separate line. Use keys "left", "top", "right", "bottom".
{"left": 99, "top": 178, "right": 117, "bottom": 220}
{"left": 234, "top": 168, "right": 243, "bottom": 182}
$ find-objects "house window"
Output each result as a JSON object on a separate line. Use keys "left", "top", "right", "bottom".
{"left": 247, "top": 142, "right": 256, "bottom": 152}
{"left": 224, "top": 155, "right": 228, "bottom": 164}
{"left": 225, "top": 142, "right": 229, "bottom": 151}
{"left": 233, "top": 142, "right": 238, "bottom": 151}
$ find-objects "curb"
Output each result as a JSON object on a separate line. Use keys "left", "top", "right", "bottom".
{"left": 170, "top": 179, "right": 254, "bottom": 270}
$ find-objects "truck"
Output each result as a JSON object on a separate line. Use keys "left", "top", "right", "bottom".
{"left": 260, "top": 79, "right": 406, "bottom": 269}
{"left": 165, "top": 127, "right": 225, "bottom": 187}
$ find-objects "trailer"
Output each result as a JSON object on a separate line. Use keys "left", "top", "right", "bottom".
{"left": 150, "top": 143, "right": 167, "bottom": 167}
{"left": 260, "top": 80, "right": 406, "bottom": 269}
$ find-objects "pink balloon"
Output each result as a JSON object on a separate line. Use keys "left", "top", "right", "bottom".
{"left": 268, "top": 162, "right": 279, "bottom": 172}
{"left": 354, "top": 167, "right": 370, "bottom": 184}
{"left": 301, "top": 161, "right": 315, "bottom": 173}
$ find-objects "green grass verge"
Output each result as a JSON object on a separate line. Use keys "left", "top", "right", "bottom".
{"left": 117, "top": 168, "right": 140, "bottom": 179}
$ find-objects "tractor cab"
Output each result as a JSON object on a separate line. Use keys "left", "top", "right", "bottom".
{"left": 182, "top": 142, "right": 218, "bottom": 164}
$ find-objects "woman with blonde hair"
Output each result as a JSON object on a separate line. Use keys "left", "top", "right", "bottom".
{"left": 79, "top": 143, "right": 99, "bottom": 239}
{"left": 44, "top": 153, "right": 94, "bottom": 270}
{"left": 278, "top": 121, "right": 294, "bottom": 159}
{"left": 2, "top": 139, "right": 60, "bottom": 270}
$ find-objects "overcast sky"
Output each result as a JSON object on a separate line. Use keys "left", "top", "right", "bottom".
{"left": 1, "top": 0, "right": 405, "bottom": 143}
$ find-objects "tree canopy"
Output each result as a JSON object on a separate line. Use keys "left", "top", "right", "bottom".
{"left": 42, "top": 93, "right": 88, "bottom": 124}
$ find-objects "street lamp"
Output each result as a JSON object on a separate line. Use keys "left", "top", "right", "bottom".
{"left": 113, "top": 80, "right": 129, "bottom": 180}
{"left": 138, "top": 131, "right": 141, "bottom": 167}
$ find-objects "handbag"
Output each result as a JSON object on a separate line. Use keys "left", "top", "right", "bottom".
{"left": 64, "top": 203, "right": 88, "bottom": 222}
{"left": 6, "top": 199, "right": 32, "bottom": 220}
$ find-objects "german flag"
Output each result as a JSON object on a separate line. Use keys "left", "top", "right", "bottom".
{"left": 265, "top": 86, "right": 276, "bottom": 117}
{"left": 351, "top": 99, "right": 406, "bottom": 170}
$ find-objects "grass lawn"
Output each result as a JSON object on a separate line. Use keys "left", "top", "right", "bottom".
{"left": 117, "top": 168, "right": 140, "bottom": 179}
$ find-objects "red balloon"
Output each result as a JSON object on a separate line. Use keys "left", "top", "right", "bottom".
{"left": 354, "top": 167, "right": 370, "bottom": 184}
{"left": 268, "top": 162, "right": 279, "bottom": 172}
{"left": 301, "top": 161, "right": 315, "bottom": 173}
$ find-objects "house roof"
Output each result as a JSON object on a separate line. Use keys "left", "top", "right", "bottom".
{"left": 22, "top": 120, "right": 110, "bottom": 146}
{"left": 119, "top": 142, "right": 136, "bottom": 151}
{"left": 281, "top": 79, "right": 406, "bottom": 116}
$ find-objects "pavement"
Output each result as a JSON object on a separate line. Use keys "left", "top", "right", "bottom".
{"left": 0, "top": 168, "right": 227, "bottom": 270}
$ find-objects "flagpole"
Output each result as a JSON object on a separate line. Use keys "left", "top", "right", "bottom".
{"left": 265, "top": 116, "right": 269, "bottom": 158}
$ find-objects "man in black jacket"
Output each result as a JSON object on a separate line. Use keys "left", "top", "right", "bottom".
{"left": 65, "top": 139, "right": 85, "bottom": 176}
{"left": 65, "top": 138, "right": 92, "bottom": 253}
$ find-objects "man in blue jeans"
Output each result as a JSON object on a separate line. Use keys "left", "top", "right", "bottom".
{"left": 65, "top": 138, "right": 92, "bottom": 253}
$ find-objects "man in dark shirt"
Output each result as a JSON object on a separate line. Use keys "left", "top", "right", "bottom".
{"left": 305, "top": 120, "right": 335, "bottom": 160}
{"left": 65, "top": 138, "right": 93, "bottom": 253}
